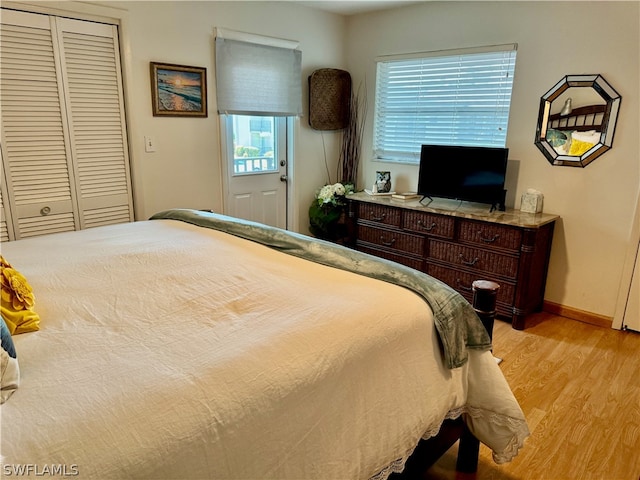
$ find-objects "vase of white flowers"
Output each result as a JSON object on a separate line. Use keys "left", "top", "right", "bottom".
{"left": 309, "top": 182, "right": 354, "bottom": 241}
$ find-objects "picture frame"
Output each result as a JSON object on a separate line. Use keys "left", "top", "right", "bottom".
{"left": 150, "top": 62, "right": 207, "bottom": 117}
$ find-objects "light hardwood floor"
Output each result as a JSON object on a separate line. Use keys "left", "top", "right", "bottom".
{"left": 425, "top": 312, "right": 640, "bottom": 480}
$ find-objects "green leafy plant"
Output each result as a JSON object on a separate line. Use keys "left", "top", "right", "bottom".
{"left": 309, "top": 182, "right": 354, "bottom": 241}
{"left": 234, "top": 146, "right": 260, "bottom": 157}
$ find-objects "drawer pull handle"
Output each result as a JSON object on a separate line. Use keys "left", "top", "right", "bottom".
{"left": 370, "top": 212, "right": 386, "bottom": 222}
{"left": 40, "top": 206, "right": 51, "bottom": 216}
{"left": 380, "top": 236, "right": 396, "bottom": 247}
{"left": 418, "top": 221, "right": 437, "bottom": 231}
{"left": 479, "top": 232, "right": 500, "bottom": 243}
{"left": 456, "top": 279, "right": 472, "bottom": 292}
{"left": 459, "top": 254, "right": 479, "bottom": 267}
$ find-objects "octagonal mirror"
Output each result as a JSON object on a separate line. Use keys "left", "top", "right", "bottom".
{"left": 534, "top": 74, "right": 621, "bottom": 167}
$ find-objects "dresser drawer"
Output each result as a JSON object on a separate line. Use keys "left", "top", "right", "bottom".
{"left": 458, "top": 219, "right": 522, "bottom": 252}
{"left": 403, "top": 211, "right": 455, "bottom": 239}
{"left": 429, "top": 239, "right": 519, "bottom": 279}
{"left": 357, "top": 224, "right": 425, "bottom": 255}
{"left": 426, "top": 263, "right": 516, "bottom": 306}
{"left": 357, "top": 245, "right": 423, "bottom": 270}
{"left": 357, "top": 203, "right": 401, "bottom": 227}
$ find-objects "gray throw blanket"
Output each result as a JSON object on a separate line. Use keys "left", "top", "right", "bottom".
{"left": 150, "top": 209, "right": 491, "bottom": 368}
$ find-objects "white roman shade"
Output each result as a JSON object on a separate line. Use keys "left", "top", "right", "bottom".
{"left": 373, "top": 44, "right": 517, "bottom": 163}
{"left": 215, "top": 28, "right": 302, "bottom": 116}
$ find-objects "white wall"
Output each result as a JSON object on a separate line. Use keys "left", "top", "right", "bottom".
{"left": 345, "top": 1, "right": 640, "bottom": 319}
{"left": 116, "top": 1, "right": 348, "bottom": 232}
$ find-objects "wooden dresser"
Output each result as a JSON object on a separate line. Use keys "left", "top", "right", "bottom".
{"left": 347, "top": 192, "right": 559, "bottom": 330}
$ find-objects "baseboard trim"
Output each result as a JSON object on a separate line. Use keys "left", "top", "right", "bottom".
{"left": 543, "top": 301, "right": 613, "bottom": 329}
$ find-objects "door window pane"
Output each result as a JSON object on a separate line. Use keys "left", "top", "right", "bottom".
{"left": 231, "top": 115, "right": 278, "bottom": 175}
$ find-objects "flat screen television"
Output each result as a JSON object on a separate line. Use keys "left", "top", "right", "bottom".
{"left": 417, "top": 144, "right": 509, "bottom": 211}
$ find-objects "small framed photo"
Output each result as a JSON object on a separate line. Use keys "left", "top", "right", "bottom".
{"left": 150, "top": 62, "right": 207, "bottom": 117}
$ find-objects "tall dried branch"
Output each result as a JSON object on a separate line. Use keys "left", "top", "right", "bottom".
{"left": 337, "top": 80, "right": 367, "bottom": 188}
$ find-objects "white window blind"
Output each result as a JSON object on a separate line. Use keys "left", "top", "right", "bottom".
{"left": 215, "top": 29, "right": 302, "bottom": 116}
{"left": 373, "top": 44, "right": 517, "bottom": 163}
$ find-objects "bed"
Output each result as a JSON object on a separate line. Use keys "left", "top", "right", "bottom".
{"left": 0, "top": 209, "right": 529, "bottom": 479}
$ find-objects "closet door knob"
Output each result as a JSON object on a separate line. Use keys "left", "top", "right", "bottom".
{"left": 40, "top": 206, "right": 51, "bottom": 216}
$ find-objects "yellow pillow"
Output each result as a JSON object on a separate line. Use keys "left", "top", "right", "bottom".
{"left": 568, "top": 138, "right": 595, "bottom": 157}
{"left": 0, "top": 255, "right": 40, "bottom": 335}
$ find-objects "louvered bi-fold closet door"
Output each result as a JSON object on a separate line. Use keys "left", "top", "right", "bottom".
{"left": 56, "top": 17, "right": 133, "bottom": 229}
{"left": 0, "top": 191, "right": 9, "bottom": 243}
{"left": 0, "top": 159, "right": 15, "bottom": 242}
{"left": 0, "top": 9, "right": 133, "bottom": 240}
{"left": 1, "top": 10, "right": 79, "bottom": 239}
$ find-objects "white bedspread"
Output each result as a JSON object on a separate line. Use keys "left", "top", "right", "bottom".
{"left": 0, "top": 219, "right": 527, "bottom": 479}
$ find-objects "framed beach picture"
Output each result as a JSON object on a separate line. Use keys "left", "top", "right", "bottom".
{"left": 150, "top": 62, "right": 207, "bottom": 117}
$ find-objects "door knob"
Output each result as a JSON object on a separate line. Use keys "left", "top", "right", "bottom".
{"left": 280, "top": 175, "right": 288, "bottom": 182}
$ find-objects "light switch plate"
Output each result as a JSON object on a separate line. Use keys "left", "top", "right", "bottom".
{"left": 144, "top": 136, "right": 156, "bottom": 153}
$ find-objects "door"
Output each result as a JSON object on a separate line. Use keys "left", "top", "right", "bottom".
{"left": 0, "top": 157, "right": 15, "bottom": 242}
{"left": 55, "top": 17, "right": 134, "bottom": 229}
{"left": 622, "top": 241, "right": 639, "bottom": 331}
{"left": 0, "top": 9, "right": 133, "bottom": 239}
{"left": 221, "top": 115, "right": 288, "bottom": 229}
{"left": 0, "top": 9, "right": 80, "bottom": 238}
{"left": 614, "top": 193, "right": 640, "bottom": 332}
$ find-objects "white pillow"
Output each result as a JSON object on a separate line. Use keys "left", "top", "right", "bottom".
{"left": 572, "top": 130, "right": 600, "bottom": 144}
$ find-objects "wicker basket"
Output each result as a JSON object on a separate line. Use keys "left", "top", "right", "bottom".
{"left": 308, "top": 68, "right": 351, "bottom": 131}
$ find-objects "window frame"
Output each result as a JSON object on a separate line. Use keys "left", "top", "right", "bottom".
{"left": 226, "top": 114, "right": 280, "bottom": 176}
{"left": 373, "top": 44, "right": 517, "bottom": 164}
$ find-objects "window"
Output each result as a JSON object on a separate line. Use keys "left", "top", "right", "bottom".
{"left": 214, "top": 30, "right": 300, "bottom": 175}
{"left": 230, "top": 115, "right": 278, "bottom": 175}
{"left": 373, "top": 44, "right": 517, "bottom": 164}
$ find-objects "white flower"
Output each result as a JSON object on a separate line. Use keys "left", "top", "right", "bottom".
{"left": 315, "top": 182, "right": 353, "bottom": 207}
{"left": 333, "top": 183, "right": 346, "bottom": 196}
{"left": 318, "top": 184, "right": 335, "bottom": 203}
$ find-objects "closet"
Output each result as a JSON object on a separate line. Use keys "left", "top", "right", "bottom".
{"left": 0, "top": 8, "right": 133, "bottom": 241}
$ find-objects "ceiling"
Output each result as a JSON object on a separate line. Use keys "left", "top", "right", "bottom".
{"left": 298, "top": 0, "right": 424, "bottom": 16}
